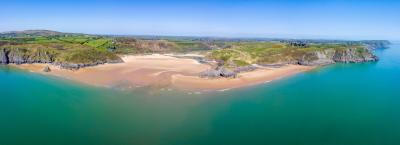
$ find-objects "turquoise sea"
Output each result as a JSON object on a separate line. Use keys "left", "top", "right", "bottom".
{"left": 0, "top": 44, "right": 399, "bottom": 145}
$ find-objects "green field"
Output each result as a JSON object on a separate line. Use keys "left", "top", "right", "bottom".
{"left": 208, "top": 42, "right": 368, "bottom": 67}
{"left": 0, "top": 31, "right": 378, "bottom": 69}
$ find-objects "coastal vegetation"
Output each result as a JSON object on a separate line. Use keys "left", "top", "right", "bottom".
{"left": 0, "top": 30, "right": 388, "bottom": 71}
{"left": 208, "top": 42, "right": 375, "bottom": 68}
{"left": 0, "top": 34, "right": 122, "bottom": 69}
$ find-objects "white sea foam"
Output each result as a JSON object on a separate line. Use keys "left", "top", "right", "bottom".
{"left": 218, "top": 88, "right": 231, "bottom": 92}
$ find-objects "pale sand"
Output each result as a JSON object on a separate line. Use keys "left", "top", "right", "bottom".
{"left": 171, "top": 65, "right": 312, "bottom": 91}
{"left": 11, "top": 54, "right": 313, "bottom": 91}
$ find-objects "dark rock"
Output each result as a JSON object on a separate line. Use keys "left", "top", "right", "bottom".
{"left": 259, "top": 64, "right": 287, "bottom": 68}
{"left": 7, "top": 49, "right": 26, "bottom": 64}
{"left": 234, "top": 65, "right": 257, "bottom": 73}
{"left": 0, "top": 48, "right": 9, "bottom": 64}
{"left": 199, "top": 69, "right": 221, "bottom": 78}
{"left": 298, "top": 50, "right": 335, "bottom": 66}
{"left": 199, "top": 66, "right": 237, "bottom": 78}
{"left": 220, "top": 67, "right": 236, "bottom": 78}
{"left": 57, "top": 63, "right": 98, "bottom": 70}
{"left": 42, "top": 66, "right": 51, "bottom": 72}
{"left": 0, "top": 47, "right": 124, "bottom": 70}
{"left": 107, "top": 58, "right": 124, "bottom": 64}
{"left": 296, "top": 47, "right": 378, "bottom": 66}
{"left": 332, "top": 48, "right": 378, "bottom": 63}
{"left": 55, "top": 59, "right": 124, "bottom": 70}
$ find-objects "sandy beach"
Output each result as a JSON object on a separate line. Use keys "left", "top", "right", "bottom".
{"left": 11, "top": 54, "right": 313, "bottom": 91}
{"left": 171, "top": 65, "right": 312, "bottom": 91}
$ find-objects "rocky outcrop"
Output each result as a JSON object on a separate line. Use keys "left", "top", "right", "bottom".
{"left": 199, "top": 69, "right": 221, "bottom": 78}
{"left": 0, "top": 48, "right": 55, "bottom": 64}
{"left": 55, "top": 59, "right": 123, "bottom": 70}
{"left": 280, "top": 39, "right": 390, "bottom": 50}
{"left": 0, "top": 48, "right": 9, "bottom": 64}
{"left": 0, "top": 47, "right": 123, "bottom": 70}
{"left": 298, "top": 49, "right": 336, "bottom": 66}
{"left": 42, "top": 66, "right": 51, "bottom": 72}
{"left": 200, "top": 66, "right": 237, "bottom": 78}
{"left": 332, "top": 48, "right": 378, "bottom": 63}
{"left": 297, "top": 47, "right": 378, "bottom": 66}
{"left": 234, "top": 65, "right": 258, "bottom": 73}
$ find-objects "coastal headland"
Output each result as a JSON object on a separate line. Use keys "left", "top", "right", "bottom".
{"left": 1, "top": 30, "right": 389, "bottom": 91}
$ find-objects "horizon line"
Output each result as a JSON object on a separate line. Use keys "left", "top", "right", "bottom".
{"left": 0, "top": 29, "right": 395, "bottom": 41}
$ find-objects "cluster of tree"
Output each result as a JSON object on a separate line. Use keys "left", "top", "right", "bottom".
{"left": 280, "top": 40, "right": 309, "bottom": 48}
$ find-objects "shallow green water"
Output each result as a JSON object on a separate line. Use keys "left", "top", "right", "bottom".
{"left": 1, "top": 44, "right": 400, "bottom": 145}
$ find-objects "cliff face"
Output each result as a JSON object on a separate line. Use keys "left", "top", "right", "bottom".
{"left": 361, "top": 40, "right": 391, "bottom": 50}
{"left": 0, "top": 48, "right": 9, "bottom": 64}
{"left": 0, "top": 48, "right": 123, "bottom": 69}
{"left": 298, "top": 47, "right": 378, "bottom": 66}
{"left": 0, "top": 48, "right": 55, "bottom": 64}
{"left": 201, "top": 46, "right": 379, "bottom": 78}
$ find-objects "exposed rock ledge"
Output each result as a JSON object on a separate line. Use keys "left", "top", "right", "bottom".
{"left": 0, "top": 48, "right": 123, "bottom": 70}
{"left": 297, "top": 47, "right": 378, "bottom": 66}
{"left": 54, "top": 60, "right": 123, "bottom": 70}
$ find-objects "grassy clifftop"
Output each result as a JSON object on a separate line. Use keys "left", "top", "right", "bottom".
{"left": 0, "top": 31, "right": 215, "bottom": 69}
{"left": 0, "top": 33, "right": 122, "bottom": 68}
{"left": 0, "top": 30, "right": 385, "bottom": 69}
{"left": 208, "top": 42, "right": 376, "bottom": 68}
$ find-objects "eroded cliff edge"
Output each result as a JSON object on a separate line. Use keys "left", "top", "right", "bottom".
{"left": 297, "top": 47, "right": 378, "bottom": 66}
{"left": 0, "top": 47, "right": 123, "bottom": 70}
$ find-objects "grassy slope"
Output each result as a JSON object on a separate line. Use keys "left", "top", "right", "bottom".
{"left": 209, "top": 42, "right": 366, "bottom": 67}
{"left": 0, "top": 35, "right": 119, "bottom": 64}
{"left": 0, "top": 34, "right": 371, "bottom": 67}
{"left": 113, "top": 38, "right": 213, "bottom": 54}
{"left": 0, "top": 35, "right": 214, "bottom": 64}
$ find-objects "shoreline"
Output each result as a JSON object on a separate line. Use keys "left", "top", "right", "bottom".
{"left": 171, "top": 64, "right": 313, "bottom": 91}
{"left": 9, "top": 54, "right": 314, "bottom": 91}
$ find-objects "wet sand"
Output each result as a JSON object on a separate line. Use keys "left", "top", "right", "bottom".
{"left": 11, "top": 54, "right": 313, "bottom": 91}
{"left": 171, "top": 65, "right": 312, "bottom": 91}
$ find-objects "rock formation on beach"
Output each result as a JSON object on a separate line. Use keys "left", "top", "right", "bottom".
{"left": 200, "top": 66, "right": 237, "bottom": 78}
{"left": 42, "top": 66, "right": 51, "bottom": 72}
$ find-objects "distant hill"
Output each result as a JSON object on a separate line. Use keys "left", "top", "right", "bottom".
{"left": 0, "top": 30, "right": 71, "bottom": 37}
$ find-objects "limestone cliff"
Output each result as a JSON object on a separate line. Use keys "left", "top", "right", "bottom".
{"left": 0, "top": 48, "right": 123, "bottom": 70}
{"left": 201, "top": 47, "right": 379, "bottom": 78}
{"left": 297, "top": 47, "right": 378, "bottom": 66}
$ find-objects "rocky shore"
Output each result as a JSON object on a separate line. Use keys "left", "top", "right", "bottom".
{"left": 0, "top": 48, "right": 54, "bottom": 64}
{"left": 297, "top": 47, "right": 378, "bottom": 66}
{"left": 54, "top": 60, "right": 123, "bottom": 70}
{"left": 0, "top": 48, "right": 123, "bottom": 70}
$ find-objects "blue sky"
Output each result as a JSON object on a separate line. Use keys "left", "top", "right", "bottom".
{"left": 1, "top": 0, "right": 399, "bottom": 40}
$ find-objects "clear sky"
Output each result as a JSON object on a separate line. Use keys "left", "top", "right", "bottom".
{"left": 1, "top": 0, "right": 399, "bottom": 40}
